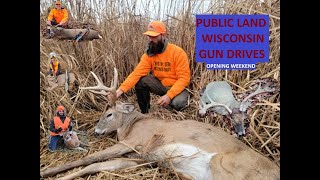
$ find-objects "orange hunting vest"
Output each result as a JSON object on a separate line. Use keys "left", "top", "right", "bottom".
{"left": 50, "top": 116, "right": 71, "bottom": 136}
{"left": 50, "top": 61, "right": 59, "bottom": 74}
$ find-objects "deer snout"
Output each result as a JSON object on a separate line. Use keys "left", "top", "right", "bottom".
{"left": 237, "top": 132, "right": 245, "bottom": 138}
{"left": 198, "top": 109, "right": 207, "bottom": 118}
{"left": 198, "top": 113, "right": 206, "bottom": 118}
{"left": 94, "top": 131, "right": 105, "bottom": 137}
{"left": 94, "top": 128, "right": 105, "bottom": 137}
{"left": 233, "top": 123, "right": 246, "bottom": 137}
{"left": 94, "top": 132, "right": 101, "bottom": 137}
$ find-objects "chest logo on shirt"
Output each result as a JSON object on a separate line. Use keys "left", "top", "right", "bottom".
{"left": 154, "top": 61, "right": 171, "bottom": 72}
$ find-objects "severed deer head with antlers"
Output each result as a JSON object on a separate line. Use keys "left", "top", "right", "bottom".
{"left": 199, "top": 79, "right": 278, "bottom": 137}
{"left": 40, "top": 68, "right": 280, "bottom": 180}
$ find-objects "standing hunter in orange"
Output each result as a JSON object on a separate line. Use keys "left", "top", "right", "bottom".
{"left": 47, "top": 1, "right": 69, "bottom": 27}
{"left": 111, "top": 21, "right": 191, "bottom": 113}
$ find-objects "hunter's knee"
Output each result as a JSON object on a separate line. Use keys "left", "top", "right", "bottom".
{"left": 135, "top": 76, "right": 153, "bottom": 89}
{"left": 170, "top": 90, "right": 189, "bottom": 111}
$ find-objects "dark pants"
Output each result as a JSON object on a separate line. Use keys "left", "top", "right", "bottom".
{"left": 49, "top": 69, "right": 62, "bottom": 76}
{"left": 50, "top": 19, "right": 69, "bottom": 27}
{"left": 135, "top": 75, "right": 189, "bottom": 113}
{"left": 50, "top": 20, "right": 58, "bottom": 26}
{"left": 48, "top": 135, "right": 63, "bottom": 151}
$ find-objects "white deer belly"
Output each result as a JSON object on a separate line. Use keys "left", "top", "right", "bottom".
{"left": 149, "top": 143, "right": 216, "bottom": 180}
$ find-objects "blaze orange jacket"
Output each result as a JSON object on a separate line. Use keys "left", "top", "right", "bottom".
{"left": 49, "top": 61, "right": 60, "bottom": 75}
{"left": 47, "top": 8, "right": 68, "bottom": 24}
{"left": 119, "top": 42, "right": 190, "bottom": 99}
{"left": 50, "top": 116, "right": 71, "bottom": 136}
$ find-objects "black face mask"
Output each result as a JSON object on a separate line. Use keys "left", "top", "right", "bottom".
{"left": 147, "top": 40, "right": 165, "bottom": 55}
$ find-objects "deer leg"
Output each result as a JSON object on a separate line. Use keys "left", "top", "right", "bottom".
{"left": 40, "top": 143, "right": 132, "bottom": 178}
{"left": 56, "top": 159, "right": 139, "bottom": 180}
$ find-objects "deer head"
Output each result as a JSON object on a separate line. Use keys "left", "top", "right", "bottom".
{"left": 199, "top": 78, "right": 278, "bottom": 137}
{"left": 94, "top": 101, "right": 136, "bottom": 136}
{"left": 47, "top": 25, "right": 63, "bottom": 37}
{"left": 62, "top": 131, "right": 81, "bottom": 149}
{"left": 79, "top": 68, "right": 145, "bottom": 138}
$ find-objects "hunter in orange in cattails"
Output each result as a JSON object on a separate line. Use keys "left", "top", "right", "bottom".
{"left": 48, "top": 105, "right": 73, "bottom": 152}
{"left": 112, "top": 21, "right": 191, "bottom": 114}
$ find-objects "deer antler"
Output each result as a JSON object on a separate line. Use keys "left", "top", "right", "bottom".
{"left": 239, "top": 79, "right": 277, "bottom": 112}
{"left": 80, "top": 68, "right": 118, "bottom": 106}
{"left": 199, "top": 89, "right": 232, "bottom": 115}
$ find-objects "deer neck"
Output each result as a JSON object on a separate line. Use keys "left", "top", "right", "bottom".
{"left": 117, "top": 111, "right": 148, "bottom": 141}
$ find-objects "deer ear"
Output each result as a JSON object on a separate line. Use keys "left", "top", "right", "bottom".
{"left": 115, "top": 102, "right": 135, "bottom": 113}
{"left": 122, "top": 104, "right": 135, "bottom": 113}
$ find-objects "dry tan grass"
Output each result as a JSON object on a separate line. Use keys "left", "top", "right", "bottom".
{"left": 40, "top": 0, "right": 280, "bottom": 179}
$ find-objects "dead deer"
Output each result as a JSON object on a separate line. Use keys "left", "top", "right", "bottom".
{"left": 198, "top": 79, "right": 278, "bottom": 137}
{"left": 47, "top": 26, "right": 102, "bottom": 41}
{"left": 62, "top": 131, "right": 88, "bottom": 151}
{"left": 40, "top": 68, "right": 280, "bottom": 180}
{"left": 46, "top": 71, "right": 76, "bottom": 91}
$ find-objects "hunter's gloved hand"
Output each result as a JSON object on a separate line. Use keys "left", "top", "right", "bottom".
{"left": 57, "top": 127, "right": 63, "bottom": 132}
